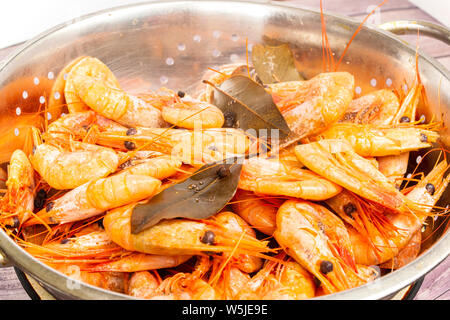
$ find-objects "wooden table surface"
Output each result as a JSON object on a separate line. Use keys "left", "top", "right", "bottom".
{"left": 0, "top": 0, "right": 449, "bottom": 300}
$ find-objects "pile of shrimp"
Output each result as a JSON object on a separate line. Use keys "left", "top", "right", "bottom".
{"left": 0, "top": 49, "right": 448, "bottom": 300}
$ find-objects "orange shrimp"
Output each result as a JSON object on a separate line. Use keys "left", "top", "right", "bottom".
{"left": 235, "top": 255, "right": 316, "bottom": 300}
{"left": 239, "top": 157, "right": 341, "bottom": 201}
{"left": 64, "top": 57, "right": 121, "bottom": 113}
{"left": 30, "top": 130, "right": 119, "bottom": 190}
{"left": 326, "top": 160, "right": 450, "bottom": 265}
{"left": 267, "top": 72, "right": 355, "bottom": 139}
{"left": 274, "top": 200, "right": 378, "bottom": 294}
{"left": 103, "top": 203, "right": 272, "bottom": 257}
{"left": 231, "top": 189, "right": 278, "bottom": 235}
{"left": 24, "top": 173, "right": 162, "bottom": 226}
{"left": 0, "top": 150, "right": 35, "bottom": 227}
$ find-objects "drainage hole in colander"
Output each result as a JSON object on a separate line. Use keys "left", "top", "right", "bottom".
{"left": 39, "top": 96, "right": 46, "bottom": 104}
{"left": 33, "top": 77, "right": 40, "bottom": 85}
{"left": 165, "top": 57, "right": 174, "bottom": 66}
{"left": 177, "top": 43, "right": 186, "bottom": 51}
{"left": 47, "top": 72, "right": 54, "bottom": 80}
{"left": 230, "top": 54, "right": 239, "bottom": 62}
{"left": 160, "top": 76, "right": 168, "bottom": 84}
{"left": 22, "top": 91, "right": 28, "bottom": 99}
{"left": 355, "top": 86, "right": 362, "bottom": 95}
{"left": 386, "top": 78, "right": 392, "bottom": 87}
{"left": 193, "top": 35, "right": 201, "bottom": 42}
{"left": 54, "top": 92, "right": 61, "bottom": 100}
{"left": 370, "top": 78, "right": 377, "bottom": 87}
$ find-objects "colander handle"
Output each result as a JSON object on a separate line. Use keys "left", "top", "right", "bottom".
{"left": 0, "top": 248, "right": 12, "bottom": 268}
{"left": 379, "top": 20, "right": 450, "bottom": 46}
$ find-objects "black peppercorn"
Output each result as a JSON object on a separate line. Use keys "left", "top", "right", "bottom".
{"left": 126, "top": 127, "right": 137, "bottom": 136}
{"left": 320, "top": 260, "right": 333, "bottom": 274}
{"left": 223, "top": 110, "right": 236, "bottom": 128}
{"left": 177, "top": 91, "right": 185, "bottom": 98}
{"left": 124, "top": 141, "right": 136, "bottom": 150}
{"left": 217, "top": 166, "right": 230, "bottom": 178}
{"left": 426, "top": 183, "right": 435, "bottom": 195}
{"left": 200, "top": 231, "right": 215, "bottom": 245}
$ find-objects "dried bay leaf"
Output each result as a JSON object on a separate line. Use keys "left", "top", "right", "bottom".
{"left": 251, "top": 43, "right": 303, "bottom": 84}
{"left": 130, "top": 157, "right": 243, "bottom": 234}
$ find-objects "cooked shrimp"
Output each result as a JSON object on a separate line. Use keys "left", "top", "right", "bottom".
{"left": 274, "top": 200, "right": 378, "bottom": 294}
{"left": 238, "top": 157, "right": 341, "bottom": 201}
{"left": 64, "top": 57, "right": 121, "bottom": 113}
{"left": 30, "top": 134, "right": 119, "bottom": 190}
{"left": 214, "top": 211, "right": 263, "bottom": 273}
{"left": 0, "top": 150, "right": 35, "bottom": 226}
{"left": 46, "top": 110, "right": 127, "bottom": 142}
{"left": 214, "top": 266, "right": 251, "bottom": 300}
{"left": 95, "top": 127, "right": 250, "bottom": 165}
{"left": 318, "top": 123, "right": 439, "bottom": 157}
{"left": 117, "top": 156, "right": 182, "bottom": 180}
{"left": 236, "top": 256, "right": 316, "bottom": 300}
{"left": 376, "top": 83, "right": 422, "bottom": 186}
{"left": 103, "top": 203, "right": 271, "bottom": 256}
{"left": 295, "top": 139, "right": 421, "bottom": 215}
{"left": 128, "top": 271, "right": 161, "bottom": 299}
{"left": 377, "top": 153, "right": 409, "bottom": 187}
{"left": 51, "top": 263, "right": 128, "bottom": 293}
{"left": 49, "top": 56, "right": 87, "bottom": 116}
{"left": 326, "top": 160, "right": 450, "bottom": 265}
{"left": 267, "top": 72, "right": 354, "bottom": 138}
{"left": 380, "top": 230, "right": 422, "bottom": 270}
{"left": 161, "top": 94, "right": 224, "bottom": 129}
{"left": 24, "top": 173, "right": 161, "bottom": 226}
{"left": 72, "top": 75, "right": 167, "bottom": 128}
{"left": 340, "top": 89, "right": 400, "bottom": 125}
{"left": 231, "top": 189, "right": 278, "bottom": 235}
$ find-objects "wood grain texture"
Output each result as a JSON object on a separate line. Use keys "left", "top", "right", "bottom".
{"left": 0, "top": 0, "right": 449, "bottom": 300}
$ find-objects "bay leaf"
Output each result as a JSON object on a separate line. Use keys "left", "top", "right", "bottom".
{"left": 206, "top": 75, "right": 291, "bottom": 139}
{"left": 251, "top": 43, "right": 303, "bottom": 84}
{"left": 130, "top": 157, "right": 243, "bottom": 234}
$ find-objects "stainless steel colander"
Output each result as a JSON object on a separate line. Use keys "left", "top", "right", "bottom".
{"left": 0, "top": 0, "right": 449, "bottom": 300}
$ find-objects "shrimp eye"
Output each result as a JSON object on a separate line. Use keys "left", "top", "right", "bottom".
{"left": 124, "top": 141, "right": 136, "bottom": 150}
{"left": 60, "top": 238, "right": 70, "bottom": 244}
{"left": 320, "top": 260, "right": 333, "bottom": 274}
{"left": 343, "top": 203, "right": 356, "bottom": 217}
{"left": 217, "top": 166, "right": 230, "bottom": 178}
{"left": 399, "top": 116, "right": 410, "bottom": 123}
{"left": 426, "top": 183, "right": 435, "bottom": 195}
{"left": 201, "top": 231, "right": 216, "bottom": 245}
{"left": 126, "top": 128, "right": 137, "bottom": 136}
{"left": 177, "top": 91, "right": 185, "bottom": 98}
{"left": 34, "top": 189, "right": 47, "bottom": 211}
{"left": 420, "top": 133, "right": 428, "bottom": 142}
{"left": 46, "top": 201, "right": 54, "bottom": 212}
